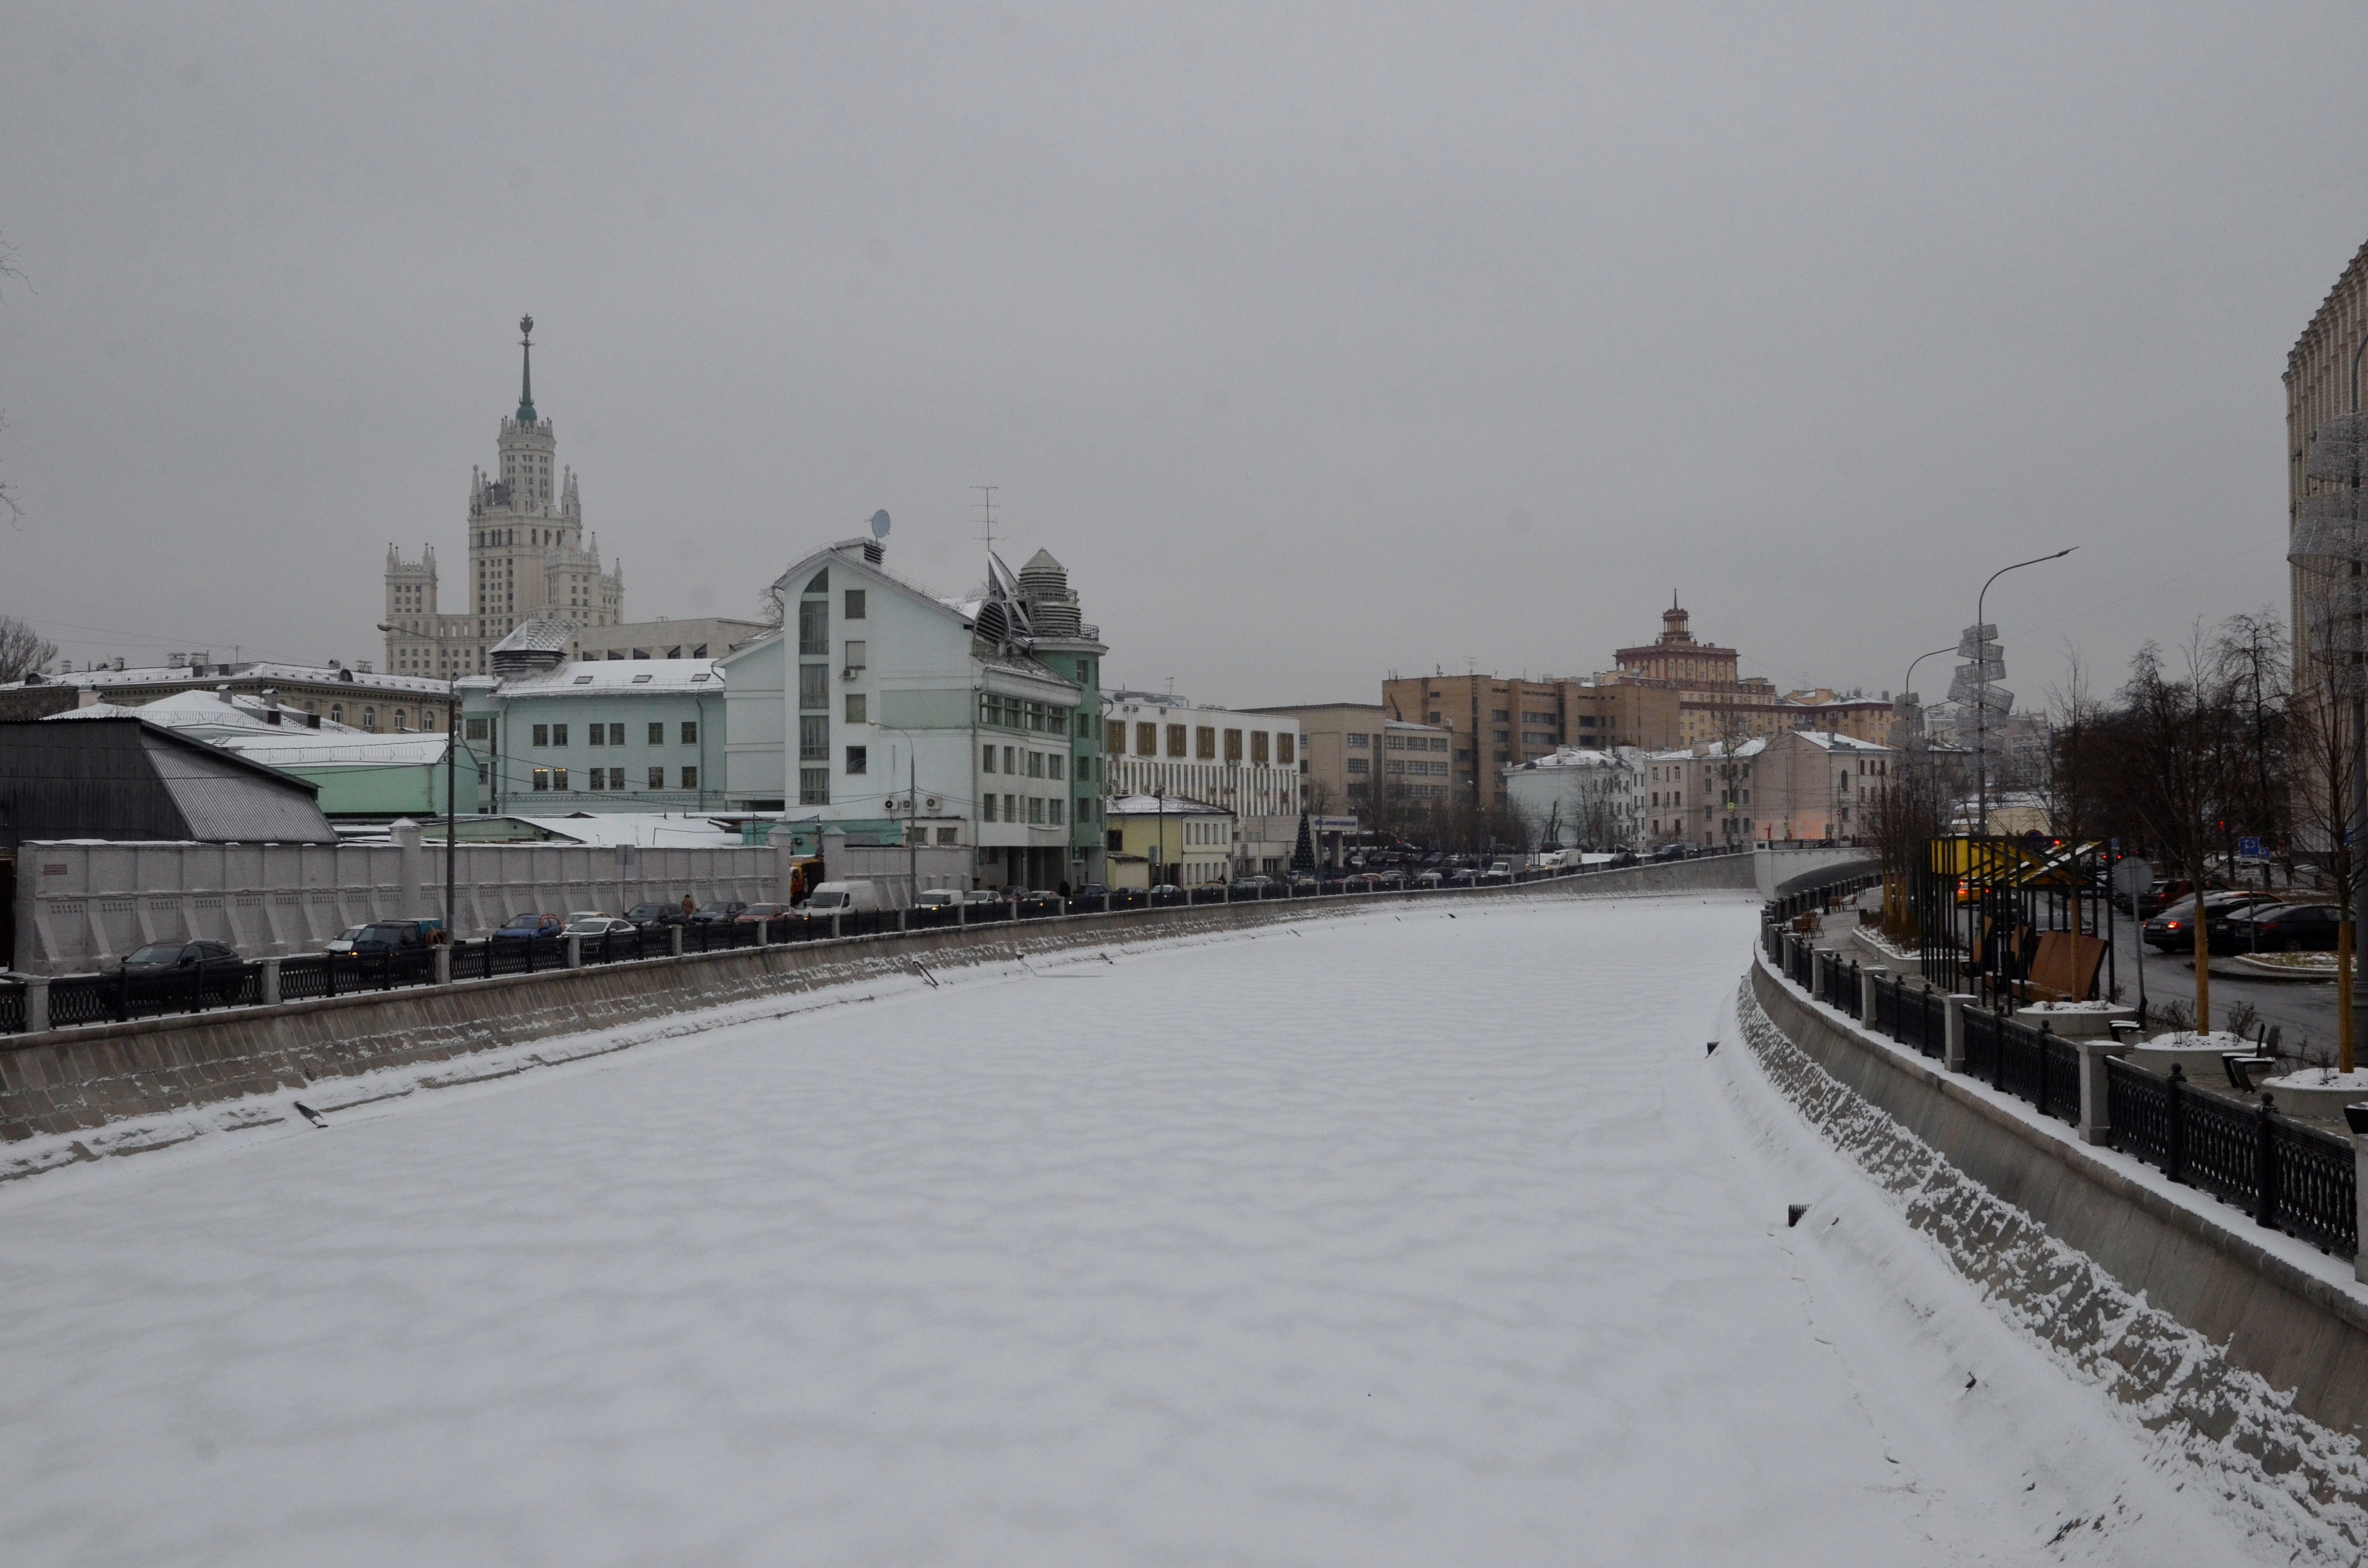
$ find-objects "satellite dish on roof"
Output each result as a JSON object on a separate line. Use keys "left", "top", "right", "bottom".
{"left": 870, "top": 509, "right": 891, "bottom": 540}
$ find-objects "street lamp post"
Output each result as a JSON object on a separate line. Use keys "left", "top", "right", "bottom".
{"left": 1974, "top": 549, "right": 2076, "bottom": 833}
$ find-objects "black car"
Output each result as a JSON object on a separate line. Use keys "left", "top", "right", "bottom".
{"left": 623, "top": 902, "right": 688, "bottom": 930}
{"left": 2221, "top": 902, "right": 2345, "bottom": 953}
{"left": 493, "top": 912, "right": 564, "bottom": 940}
{"left": 120, "top": 940, "right": 247, "bottom": 1000}
{"left": 1015, "top": 890, "right": 1064, "bottom": 914}
{"left": 2142, "top": 892, "right": 2278, "bottom": 953}
{"left": 349, "top": 921, "right": 434, "bottom": 956}
{"left": 1073, "top": 883, "right": 1110, "bottom": 902}
{"left": 689, "top": 900, "right": 749, "bottom": 925}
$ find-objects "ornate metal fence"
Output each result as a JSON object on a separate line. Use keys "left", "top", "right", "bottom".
{"left": 2104, "top": 1059, "right": 2356, "bottom": 1257}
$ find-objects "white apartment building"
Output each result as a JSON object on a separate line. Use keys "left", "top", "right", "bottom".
{"left": 1101, "top": 693, "right": 1303, "bottom": 876}
{"left": 1504, "top": 747, "right": 1645, "bottom": 849}
{"left": 721, "top": 536, "right": 1108, "bottom": 890}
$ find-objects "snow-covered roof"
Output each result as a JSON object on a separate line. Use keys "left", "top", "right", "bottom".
{"left": 210, "top": 730, "right": 449, "bottom": 768}
{"left": 1514, "top": 747, "right": 1628, "bottom": 770}
{"left": 1791, "top": 730, "right": 1895, "bottom": 755}
{"left": 491, "top": 619, "right": 580, "bottom": 655}
{"left": 1105, "top": 793, "right": 1231, "bottom": 817}
{"left": 3, "top": 661, "right": 448, "bottom": 697}
{"left": 493, "top": 658, "right": 723, "bottom": 697}
{"left": 463, "top": 812, "right": 746, "bottom": 847}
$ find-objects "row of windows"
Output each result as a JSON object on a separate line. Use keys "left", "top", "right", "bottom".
{"left": 983, "top": 745, "right": 1066, "bottom": 781}
{"left": 530, "top": 766, "right": 700, "bottom": 792}
{"left": 529, "top": 721, "right": 699, "bottom": 747}
{"left": 1112, "top": 722, "right": 1294, "bottom": 765}
{"left": 982, "top": 794, "right": 1066, "bottom": 825}
{"left": 980, "top": 693, "right": 1075, "bottom": 736}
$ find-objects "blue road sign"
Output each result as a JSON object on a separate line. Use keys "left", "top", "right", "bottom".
{"left": 2237, "top": 836, "right": 2263, "bottom": 859}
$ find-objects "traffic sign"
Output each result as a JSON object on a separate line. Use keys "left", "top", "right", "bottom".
{"left": 2237, "top": 836, "right": 2263, "bottom": 860}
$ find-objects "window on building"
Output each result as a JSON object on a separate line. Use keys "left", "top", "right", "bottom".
{"left": 799, "top": 767, "right": 829, "bottom": 805}
{"left": 682, "top": 767, "right": 699, "bottom": 790}
{"left": 1024, "top": 700, "right": 1045, "bottom": 731}
{"left": 1027, "top": 797, "right": 1045, "bottom": 824}
{"left": 1277, "top": 734, "right": 1295, "bottom": 765}
{"left": 1386, "top": 760, "right": 1405, "bottom": 775}
{"left": 935, "top": 826, "right": 957, "bottom": 845}
{"left": 649, "top": 722, "right": 666, "bottom": 745}
{"left": 844, "top": 589, "right": 866, "bottom": 620}
{"left": 362, "top": 706, "right": 377, "bottom": 730}
{"left": 532, "top": 724, "right": 549, "bottom": 747}
{"left": 1078, "top": 797, "right": 1093, "bottom": 824}
{"left": 846, "top": 745, "right": 867, "bottom": 775}
{"left": 552, "top": 723, "right": 568, "bottom": 746}
{"left": 1004, "top": 793, "right": 1016, "bottom": 821}
{"left": 532, "top": 768, "right": 551, "bottom": 792}
{"left": 845, "top": 693, "right": 867, "bottom": 723}
{"left": 1347, "top": 758, "right": 1369, "bottom": 775}
{"left": 589, "top": 724, "right": 605, "bottom": 747}
{"left": 681, "top": 722, "right": 698, "bottom": 745}
{"left": 798, "top": 599, "right": 828, "bottom": 656}
{"left": 1426, "top": 711, "right": 1440, "bottom": 724}
{"left": 1224, "top": 729, "right": 1243, "bottom": 762}
{"left": 1049, "top": 707, "right": 1070, "bottom": 736}
{"left": 1027, "top": 752, "right": 1045, "bottom": 778}
{"left": 1196, "top": 726, "right": 1216, "bottom": 760}
{"left": 1346, "top": 732, "right": 1368, "bottom": 747}
{"left": 800, "top": 663, "right": 830, "bottom": 711}
{"left": 1137, "top": 722, "right": 1157, "bottom": 755}
{"left": 983, "top": 795, "right": 998, "bottom": 821}
{"left": 553, "top": 768, "right": 569, "bottom": 791}
{"left": 648, "top": 766, "right": 665, "bottom": 789}
{"left": 588, "top": 770, "right": 606, "bottom": 793}
{"left": 800, "top": 715, "right": 829, "bottom": 761}
{"left": 1167, "top": 723, "right": 1187, "bottom": 757}
{"left": 1492, "top": 710, "right": 1509, "bottom": 723}
{"left": 982, "top": 744, "right": 997, "bottom": 773}
{"left": 843, "top": 640, "right": 866, "bottom": 672}
{"left": 1048, "top": 754, "right": 1065, "bottom": 781}
{"left": 1003, "top": 745, "right": 1017, "bottom": 772}
{"left": 1048, "top": 798, "right": 1064, "bottom": 825}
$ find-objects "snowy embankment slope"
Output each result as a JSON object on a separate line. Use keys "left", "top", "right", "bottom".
{"left": 0, "top": 898, "right": 2298, "bottom": 1565}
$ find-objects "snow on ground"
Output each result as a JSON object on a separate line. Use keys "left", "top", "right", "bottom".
{"left": 0, "top": 898, "right": 2295, "bottom": 1565}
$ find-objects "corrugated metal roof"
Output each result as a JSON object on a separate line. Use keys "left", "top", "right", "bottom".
{"left": 139, "top": 730, "right": 340, "bottom": 842}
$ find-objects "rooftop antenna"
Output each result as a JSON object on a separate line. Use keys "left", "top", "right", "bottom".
{"left": 973, "top": 485, "right": 999, "bottom": 563}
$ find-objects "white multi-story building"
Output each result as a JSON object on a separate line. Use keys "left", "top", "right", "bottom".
{"left": 1504, "top": 747, "right": 1645, "bottom": 849}
{"left": 720, "top": 536, "right": 1109, "bottom": 891}
{"left": 380, "top": 318, "right": 762, "bottom": 680}
{"left": 1101, "top": 694, "right": 1302, "bottom": 876}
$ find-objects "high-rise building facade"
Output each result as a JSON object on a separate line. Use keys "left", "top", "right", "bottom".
{"left": 2287, "top": 238, "right": 2368, "bottom": 685}
{"left": 382, "top": 318, "right": 627, "bottom": 680}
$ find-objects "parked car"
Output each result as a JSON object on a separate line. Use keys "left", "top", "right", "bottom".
{"left": 1653, "top": 844, "right": 1691, "bottom": 862}
{"left": 689, "top": 900, "right": 749, "bottom": 925}
{"left": 1073, "top": 882, "right": 1111, "bottom": 901}
{"left": 1445, "top": 868, "right": 1480, "bottom": 887}
{"left": 120, "top": 940, "right": 248, "bottom": 1001}
{"left": 2143, "top": 891, "right": 2279, "bottom": 953}
{"left": 350, "top": 919, "right": 441, "bottom": 955}
{"left": 623, "top": 902, "right": 688, "bottom": 931}
{"left": 734, "top": 903, "right": 789, "bottom": 924}
{"left": 1412, "top": 870, "right": 1444, "bottom": 888}
{"left": 563, "top": 915, "right": 639, "bottom": 938}
{"left": 916, "top": 888, "right": 963, "bottom": 909}
{"left": 960, "top": 889, "right": 1003, "bottom": 908}
{"left": 322, "top": 924, "right": 369, "bottom": 955}
{"left": 2220, "top": 902, "right": 2345, "bottom": 953}
{"left": 1479, "top": 867, "right": 1515, "bottom": 886}
{"left": 493, "top": 912, "right": 565, "bottom": 940}
{"left": 1147, "top": 883, "right": 1183, "bottom": 897}
{"left": 1016, "top": 890, "right": 1064, "bottom": 914}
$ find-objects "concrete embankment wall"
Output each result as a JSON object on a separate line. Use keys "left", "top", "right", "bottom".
{"left": 1750, "top": 956, "right": 2368, "bottom": 1438}
{"left": 0, "top": 856, "right": 1757, "bottom": 1158}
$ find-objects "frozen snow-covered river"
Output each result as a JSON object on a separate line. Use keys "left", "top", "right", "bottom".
{"left": 0, "top": 898, "right": 2284, "bottom": 1564}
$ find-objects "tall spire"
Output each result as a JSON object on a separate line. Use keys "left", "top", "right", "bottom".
{"left": 515, "top": 314, "right": 537, "bottom": 425}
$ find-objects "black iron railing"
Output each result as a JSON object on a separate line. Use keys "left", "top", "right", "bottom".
{"left": 0, "top": 982, "right": 20, "bottom": 1035}
{"left": 2103, "top": 1060, "right": 2357, "bottom": 1257}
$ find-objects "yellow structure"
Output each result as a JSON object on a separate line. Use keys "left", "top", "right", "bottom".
{"left": 1103, "top": 793, "right": 1236, "bottom": 888}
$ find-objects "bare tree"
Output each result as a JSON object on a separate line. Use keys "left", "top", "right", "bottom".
{"left": 2118, "top": 634, "right": 2241, "bottom": 1033}
{"left": 0, "top": 615, "right": 55, "bottom": 683}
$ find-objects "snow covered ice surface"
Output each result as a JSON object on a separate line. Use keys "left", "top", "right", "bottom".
{"left": 0, "top": 897, "right": 2297, "bottom": 1565}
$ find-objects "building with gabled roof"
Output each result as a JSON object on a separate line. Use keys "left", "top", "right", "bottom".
{"left": 720, "top": 533, "right": 1108, "bottom": 891}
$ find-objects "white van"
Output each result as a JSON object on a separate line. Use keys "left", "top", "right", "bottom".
{"left": 802, "top": 880, "right": 885, "bottom": 915}
{"left": 915, "top": 888, "right": 962, "bottom": 909}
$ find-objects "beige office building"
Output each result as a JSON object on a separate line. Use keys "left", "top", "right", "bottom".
{"left": 1247, "top": 703, "right": 1452, "bottom": 817}
{"left": 1103, "top": 692, "right": 1303, "bottom": 875}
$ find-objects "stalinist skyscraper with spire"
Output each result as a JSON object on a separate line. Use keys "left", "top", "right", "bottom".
{"left": 382, "top": 317, "right": 626, "bottom": 678}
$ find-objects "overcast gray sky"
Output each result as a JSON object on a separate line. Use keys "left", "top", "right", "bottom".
{"left": 4, "top": 3, "right": 2365, "bottom": 712}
